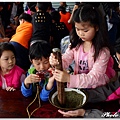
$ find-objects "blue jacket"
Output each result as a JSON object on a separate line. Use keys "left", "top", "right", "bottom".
{"left": 21, "top": 67, "right": 56, "bottom": 101}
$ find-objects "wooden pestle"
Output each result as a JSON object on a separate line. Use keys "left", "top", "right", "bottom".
{"left": 52, "top": 48, "right": 65, "bottom": 106}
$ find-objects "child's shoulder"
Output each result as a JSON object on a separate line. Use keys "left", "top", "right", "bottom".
{"left": 28, "top": 67, "right": 36, "bottom": 74}
{"left": 14, "top": 65, "right": 24, "bottom": 72}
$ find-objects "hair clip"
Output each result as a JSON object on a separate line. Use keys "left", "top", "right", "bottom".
{"left": 113, "top": 55, "right": 119, "bottom": 64}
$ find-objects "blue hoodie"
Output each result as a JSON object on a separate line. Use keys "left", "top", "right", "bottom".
{"left": 21, "top": 67, "right": 56, "bottom": 101}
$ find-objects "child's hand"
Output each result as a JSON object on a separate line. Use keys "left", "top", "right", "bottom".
{"left": 6, "top": 87, "right": 16, "bottom": 91}
{"left": 49, "top": 53, "right": 59, "bottom": 67}
{"left": 53, "top": 69, "right": 70, "bottom": 83}
{"left": 24, "top": 74, "right": 41, "bottom": 88}
{"left": 58, "top": 109, "right": 85, "bottom": 117}
{"left": 46, "top": 75, "right": 55, "bottom": 90}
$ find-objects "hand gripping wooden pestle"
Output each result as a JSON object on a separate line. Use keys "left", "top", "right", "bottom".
{"left": 52, "top": 48, "right": 65, "bottom": 106}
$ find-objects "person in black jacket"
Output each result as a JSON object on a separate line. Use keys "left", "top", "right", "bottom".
{"left": 50, "top": 10, "right": 69, "bottom": 49}
{"left": 30, "top": 2, "right": 52, "bottom": 45}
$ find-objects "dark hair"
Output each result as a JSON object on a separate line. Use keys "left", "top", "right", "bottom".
{"left": 58, "top": 6, "right": 66, "bottom": 14}
{"left": 36, "top": 2, "right": 49, "bottom": 12}
{"left": 51, "top": 11, "right": 61, "bottom": 22}
{"left": 114, "top": 37, "right": 120, "bottom": 54}
{"left": 29, "top": 40, "right": 52, "bottom": 60}
{"left": 0, "top": 42, "right": 16, "bottom": 57}
{"left": 70, "top": 3, "right": 111, "bottom": 61}
{"left": 19, "top": 13, "right": 32, "bottom": 22}
{"left": 47, "top": 2, "right": 52, "bottom": 9}
{"left": 27, "top": 2, "right": 36, "bottom": 12}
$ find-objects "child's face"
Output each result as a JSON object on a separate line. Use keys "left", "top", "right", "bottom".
{"left": 31, "top": 57, "right": 50, "bottom": 72}
{"left": 75, "top": 22, "right": 98, "bottom": 43}
{"left": 0, "top": 50, "right": 16, "bottom": 72}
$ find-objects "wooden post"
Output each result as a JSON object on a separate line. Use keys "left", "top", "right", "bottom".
{"left": 52, "top": 48, "right": 65, "bottom": 106}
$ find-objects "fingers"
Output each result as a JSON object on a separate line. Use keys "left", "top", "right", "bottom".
{"left": 30, "top": 74, "right": 41, "bottom": 83}
{"left": 58, "top": 110, "right": 77, "bottom": 117}
{"left": 53, "top": 69, "right": 69, "bottom": 83}
{"left": 49, "top": 53, "right": 59, "bottom": 66}
{"left": 58, "top": 110, "right": 71, "bottom": 117}
{"left": 25, "top": 74, "right": 41, "bottom": 85}
{"left": 6, "top": 87, "right": 16, "bottom": 91}
{"left": 53, "top": 69, "right": 62, "bottom": 82}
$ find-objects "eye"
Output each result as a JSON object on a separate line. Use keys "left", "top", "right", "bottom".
{"left": 12, "top": 56, "right": 15, "bottom": 59}
{"left": 84, "top": 30, "right": 88, "bottom": 32}
{"left": 44, "top": 61, "right": 49, "bottom": 64}
{"left": 75, "top": 27, "right": 80, "bottom": 31}
{"left": 84, "top": 29, "right": 89, "bottom": 32}
{"left": 36, "top": 63, "right": 40, "bottom": 65}
{"left": 4, "top": 58, "right": 8, "bottom": 60}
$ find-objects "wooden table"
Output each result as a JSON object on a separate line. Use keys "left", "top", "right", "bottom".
{"left": 0, "top": 89, "right": 119, "bottom": 118}
{"left": 0, "top": 89, "right": 37, "bottom": 118}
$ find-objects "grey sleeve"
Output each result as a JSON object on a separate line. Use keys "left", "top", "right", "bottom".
{"left": 84, "top": 109, "right": 103, "bottom": 118}
{"left": 85, "top": 77, "right": 120, "bottom": 103}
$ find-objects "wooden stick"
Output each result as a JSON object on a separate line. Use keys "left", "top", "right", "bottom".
{"left": 52, "top": 48, "right": 65, "bottom": 106}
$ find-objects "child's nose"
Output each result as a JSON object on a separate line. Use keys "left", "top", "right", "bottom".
{"left": 40, "top": 64, "right": 44, "bottom": 69}
{"left": 9, "top": 59, "right": 13, "bottom": 63}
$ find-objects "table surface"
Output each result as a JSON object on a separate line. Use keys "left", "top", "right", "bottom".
{"left": 0, "top": 89, "right": 119, "bottom": 118}
{"left": 0, "top": 89, "right": 38, "bottom": 118}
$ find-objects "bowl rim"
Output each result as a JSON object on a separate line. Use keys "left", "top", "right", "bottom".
{"left": 49, "top": 88, "right": 88, "bottom": 111}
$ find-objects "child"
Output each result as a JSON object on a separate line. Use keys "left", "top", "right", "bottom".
{"left": 58, "top": 6, "right": 72, "bottom": 32}
{"left": 0, "top": 42, "right": 25, "bottom": 91}
{"left": 58, "top": 37, "right": 120, "bottom": 118}
{"left": 21, "top": 40, "right": 55, "bottom": 101}
{"left": 30, "top": 2, "right": 52, "bottom": 44}
{"left": 50, "top": 11, "right": 69, "bottom": 48}
{"left": 49, "top": 4, "right": 115, "bottom": 89}
{"left": 10, "top": 12, "right": 33, "bottom": 71}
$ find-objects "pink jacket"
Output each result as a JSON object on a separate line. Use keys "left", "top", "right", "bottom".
{"left": 62, "top": 45, "right": 116, "bottom": 88}
{"left": 0, "top": 65, "right": 25, "bottom": 89}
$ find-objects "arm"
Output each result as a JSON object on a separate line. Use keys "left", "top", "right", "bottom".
{"left": 52, "top": 47, "right": 113, "bottom": 88}
{"left": 49, "top": 47, "right": 74, "bottom": 70}
{"left": 21, "top": 72, "right": 41, "bottom": 97}
{"left": 50, "top": 47, "right": 114, "bottom": 88}
{"left": 21, "top": 82, "right": 33, "bottom": 97}
{"left": 68, "top": 48, "right": 114, "bottom": 88}
{"left": 68, "top": 4, "right": 79, "bottom": 24}
{"left": 58, "top": 109, "right": 103, "bottom": 118}
{"left": 40, "top": 76, "right": 56, "bottom": 101}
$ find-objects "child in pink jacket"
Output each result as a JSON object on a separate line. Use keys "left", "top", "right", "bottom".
{"left": 0, "top": 42, "right": 25, "bottom": 91}
{"left": 58, "top": 37, "right": 120, "bottom": 118}
{"left": 49, "top": 4, "right": 115, "bottom": 89}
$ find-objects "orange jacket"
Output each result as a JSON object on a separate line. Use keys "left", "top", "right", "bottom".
{"left": 10, "top": 21, "right": 33, "bottom": 49}
{"left": 59, "top": 11, "right": 72, "bottom": 32}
